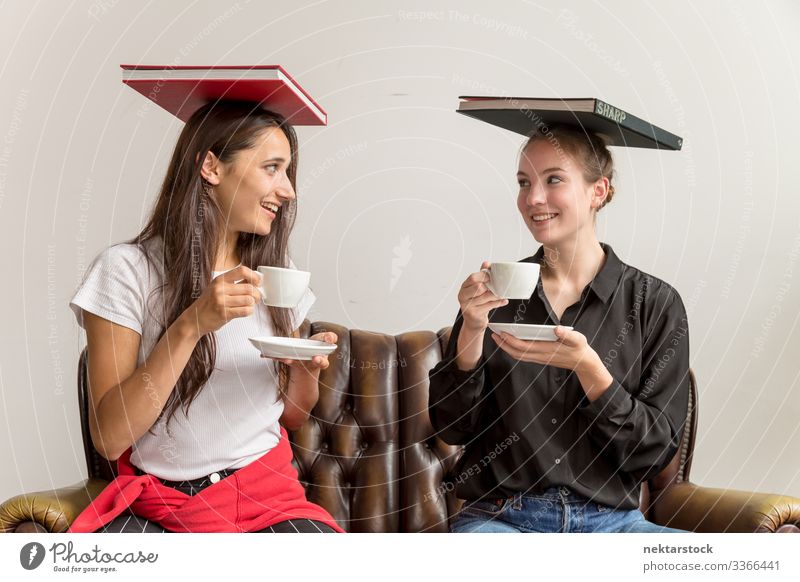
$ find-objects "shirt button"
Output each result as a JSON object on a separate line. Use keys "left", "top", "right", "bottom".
{"left": 554, "top": 458, "right": 561, "bottom": 465}
{"left": 551, "top": 418, "right": 557, "bottom": 424}
{"left": 209, "top": 472, "right": 221, "bottom": 484}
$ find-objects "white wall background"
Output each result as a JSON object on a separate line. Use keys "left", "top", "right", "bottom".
{"left": 1, "top": 0, "right": 799, "bottom": 504}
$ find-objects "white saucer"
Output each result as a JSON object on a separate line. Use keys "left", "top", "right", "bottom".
{"left": 488, "top": 323, "right": 573, "bottom": 342}
{"left": 249, "top": 336, "right": 337, "bottom": 360}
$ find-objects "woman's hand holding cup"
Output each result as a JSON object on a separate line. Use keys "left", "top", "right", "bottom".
{"left": 458, "top": 261, "right": 509, "bottom": 333}
{"left": 454, "top": 262, "right": 509, "bottom": 371}
{"left": 180, "top": 266, "right": 262, "bottom": 338}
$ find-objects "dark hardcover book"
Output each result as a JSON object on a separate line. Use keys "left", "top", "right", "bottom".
{"left": 457, "top": 96, "right": 682, "bottom": 150}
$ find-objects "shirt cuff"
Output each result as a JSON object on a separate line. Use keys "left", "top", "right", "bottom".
{"left": 449, "top": 363, "right": 484, "bottom": 386}
{"left": 578, "top": 378, "right": 631, "bottom": 420}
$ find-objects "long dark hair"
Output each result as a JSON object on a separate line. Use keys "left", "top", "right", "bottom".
{"left": 127, "top": 100, "right": 298, "bottom": 429}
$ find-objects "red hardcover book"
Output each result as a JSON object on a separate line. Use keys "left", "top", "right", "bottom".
{"left": 121, "top": 65, "right": 326, "bottom": 125}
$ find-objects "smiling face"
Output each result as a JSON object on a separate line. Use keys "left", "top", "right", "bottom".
{"left": 205, "top": 126, "right": 295, "bottom": 237}
{"left": 516, "top": 138, "right": 608, "bottom": 247}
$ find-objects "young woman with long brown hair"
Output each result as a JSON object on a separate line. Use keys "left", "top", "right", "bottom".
{"left": 68, "top": 100, "right": 343, "bottom": 533}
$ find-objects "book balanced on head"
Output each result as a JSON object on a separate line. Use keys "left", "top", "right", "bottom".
{"left": 456, "top": 95, "right": 682, "bottom": 151}
{"left": 121, "top": 64, "right": 327, "bottom": 125}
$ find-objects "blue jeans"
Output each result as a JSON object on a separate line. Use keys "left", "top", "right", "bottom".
{"left": 450, "top": 486, "right": 686, "bottom": 533}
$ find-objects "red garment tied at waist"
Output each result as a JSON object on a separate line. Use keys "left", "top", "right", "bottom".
{"left": 68, "top": 428, "right": 344, "bottom": 533}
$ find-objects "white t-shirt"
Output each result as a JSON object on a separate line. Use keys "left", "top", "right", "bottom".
{"left": 69, "top": 238, "right": 315, "bottom": 481}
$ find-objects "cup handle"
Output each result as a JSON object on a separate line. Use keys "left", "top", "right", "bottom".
{"left": 480, "top": 268, "right": 497, "bottom": 296}
{"left": 257, "top": 274, "right": 269, "bottom": 305}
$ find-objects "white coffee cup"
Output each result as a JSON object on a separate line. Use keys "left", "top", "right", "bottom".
{"left": 257, "top": 266, "right": 310, "bottom": 308}
{"left": 481, "top": 262, "right": 540, "bottom": 299}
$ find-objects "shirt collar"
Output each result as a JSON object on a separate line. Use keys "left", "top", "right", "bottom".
{"left": 528, "top": 243, "right": 623, "bottom": 304}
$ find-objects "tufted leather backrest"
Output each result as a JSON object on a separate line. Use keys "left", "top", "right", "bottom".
{"left": 396, "top": 328, "right": 465, "bottom": 532}
{"left": 292, "top": 322, "right": 400, "bottom": 532}
{"left": 78, "top": 322, "right": 698, "bottom": 532}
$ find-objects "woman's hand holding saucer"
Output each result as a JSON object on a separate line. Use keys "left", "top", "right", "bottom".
{"left": 492, "top": 326, "right": 614, "bottom": 401}
{"left": 260, "top": 331, "right": 338, "bottom": 371}
{"left": 491, "top": 326, "right": 597, "bottom": 373}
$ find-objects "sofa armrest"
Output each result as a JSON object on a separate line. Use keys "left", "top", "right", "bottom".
{"left": 0, "top": 478, "right": 108, "bottom": 533}
{"left": 650, "top": 482, "right": 800, "bottom": 533}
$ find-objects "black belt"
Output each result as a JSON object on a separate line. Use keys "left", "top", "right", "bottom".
{"left": 157, "top": 467, "right": 241, "bottom": 489}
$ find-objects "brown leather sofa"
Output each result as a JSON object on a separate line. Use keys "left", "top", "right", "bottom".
{"left": 2, "top": 321, "right": 799, "bottom": 533}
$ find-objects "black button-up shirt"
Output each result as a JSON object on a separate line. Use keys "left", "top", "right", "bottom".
{"left": 428, "top": 243, "right": 690, "bottom": 509}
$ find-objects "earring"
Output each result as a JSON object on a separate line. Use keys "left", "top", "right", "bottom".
{"left": 201, "top": 180, "right": 212, "bottom": 196}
